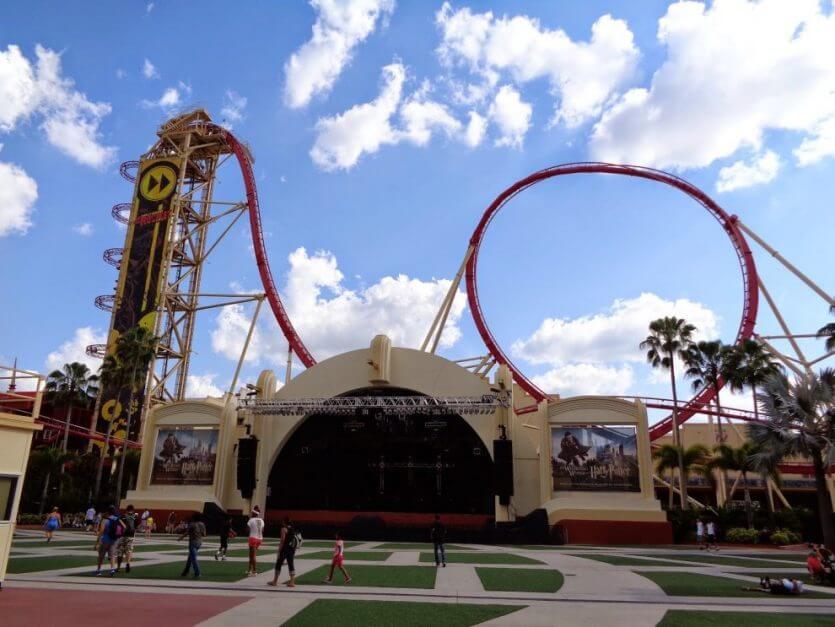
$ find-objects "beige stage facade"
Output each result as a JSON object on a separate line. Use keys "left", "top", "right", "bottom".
{"left": 126, "top": 335, "right": 669, "bottom": 543}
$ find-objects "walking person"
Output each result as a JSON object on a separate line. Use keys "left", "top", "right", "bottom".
{"left": 95, "top": 505, "right": 124, "bottom": 577}
{"left": 215, "top": 516, "right": 236, "bottom": 561}
{"left": 322, "top": 532, "right": 351, "bottom": 584}
{"left": 43, "top": 507, "right": 62, "bottom": 542}
{"left": 268, "top": 517, "right": 299, "bottom": 588}
{"left": 431, "top": 514, "right": 447, "bottom": 567}
{"left": 84, "top": 505, "right": 97, "bottom": 533}
{"left": 696, "top": 518, "right": 705, "bottom": 549}
{"left": 706, "top": 519, "right": 719, "bottom": 551}
{"left": 116, "top": 504, "right": 137, "bottom": 573}
{"left": 165, "top": 511, "right": 177, "bottom": 534}
{"left": 246, "top": 510, "right": 264, "bottom": 575}
{"left": 178, "top": 513, "right": 206, "bottom": 579}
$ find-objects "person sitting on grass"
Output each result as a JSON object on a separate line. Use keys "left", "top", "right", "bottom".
{"left": 322, "top": 532, "right": 351, "bottom": 584}
{"left": 744, "top": 576, "right": 805, "bottom": 595}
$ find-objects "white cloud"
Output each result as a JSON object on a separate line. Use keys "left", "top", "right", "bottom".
{"left": 464, "top": 110, "right": 486, "bottom": 147}
{"left": 716, "top": 150, "right": 780, "bottom": 192}
{"left": 220, "top": 90, "right": 247, "bottom": 127}
{"left": 210, "top": 247, "right": 467, "bottom": 364}
{"left": 116, "top": 68, "right": 126, "bottom": 79}
{"left": 399, "top": 87, "right": 462, "bottom": 146}
{"left": 72, "top": 222, "right": 93, "bottom": 236}
{"left": 141, "top": 84, "right": 187, "bottom": 111}
{"left": 186, "top": 373, "right": 225, "bottom": 398}
{"left": 142, "top": 58, "right": 159, "bottom": 79}
{"left": 0, "top": 152, "right": 37, "bottom": 237}
{"left": 794, "top": 116, "right": 835, "bottom": 166}
{"left": 435, "top": 3, "right": 638, "bottom": 127}
{"left": 512, "top": 292, "right": 720, "bottom": 366}
{"left": 284, "top": 0, "right": 395, "bottom": 108}
{"left": 489, "top": 85, "right": 531, "bottom": 147}
{"left": 45, "top": 326, "right": 105, "bottom": 372}
{"left": 211, "top": 302, "right": 268, "bottom": 363}
{"left": 0, "top": 44, "right": 116, "bottom": 168}
{"left": 310, "top": 62, "right": 404, "bottom": 170}
{"left": 146, "top": 2, "right": 154, "bottom": 14}
{"left": 590, "top": 0, "right": 835, "bottom": 175}
{"left": 531, "top": 363, "right": 635, "bottom": 397}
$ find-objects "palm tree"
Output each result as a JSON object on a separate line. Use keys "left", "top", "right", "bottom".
{"left": 749, "top": 369, "right": 835, "bottom": 549}
{"left": 112, "top": 326, "right": 157, "bottom": 501}
{"left": 93, "top": 354, "right": 123, "bottom": 500}
{"left": 749, "top": 447, "right": 782, "bottom": 530}
{"left": 28, "top": 447, "right": 76, "bottom": 514}
{"left": 45, "top": 362, "right": 99, "bottom": 453}
{"left": 724, "top": 339, "right": 783, "bottom": 423}
{"left": 640, "top": 316, "right": 696, "bottom": 507}
{"left": 708, "top": 442, "right": 758, "bottom": 528}
{"left": 816, "top": 305, "right": 835, "bottom": 352}
{"left": 653, "top": 443, "right": 710, "bottom": 509}
{"left": 653, "top": 444, "right": 680, "bottom": 510}
{"left": 684, "top": 340, "right": 733, "bottom": 443}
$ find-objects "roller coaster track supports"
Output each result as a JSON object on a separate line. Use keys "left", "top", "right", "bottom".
{"left": 227, "top": 295, "right": 264, "bottom": 397}
{"left": 421, "top": 246, "right": 473, "bottom": 354}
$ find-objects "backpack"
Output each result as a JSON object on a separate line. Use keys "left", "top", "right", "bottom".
{"left": 287, "top": 528, "right": 303, "bottom": 550}
{"left": 105, "top": 515, "right": 123, "bottom": 542}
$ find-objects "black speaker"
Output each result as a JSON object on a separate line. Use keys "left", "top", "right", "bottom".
{"left": 237, "top": 436, "right": 258, "bottom": 499}
{"left": 493, "top": 438, "right": 513, "bottom": 505}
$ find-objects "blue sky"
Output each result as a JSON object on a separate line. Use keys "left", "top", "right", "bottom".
{"left": 1, "top": 1, "right": 833, "bottom": 420}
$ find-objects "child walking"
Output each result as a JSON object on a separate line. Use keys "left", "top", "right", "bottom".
{"left": 322, "top": 532, "right": 351, "bottom": 584}
{"left": 215, "top": 516, "right": 236, "bottom": 561}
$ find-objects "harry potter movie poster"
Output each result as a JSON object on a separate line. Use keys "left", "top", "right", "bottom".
{"left": 551, "top": 426, "right": 640, "bottom": 492}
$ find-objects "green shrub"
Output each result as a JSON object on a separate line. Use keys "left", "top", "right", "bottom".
{"left": 667, "top": 507, "right": 702, "bottom": 543}
{"left": 769, "top": 529, "right": 801, "bottom": 545}
{"left": 17, "top": 513, "right": 44, "bottom": 525}
{"left": 725, "top": 527, "right": 759, "bottom": 543}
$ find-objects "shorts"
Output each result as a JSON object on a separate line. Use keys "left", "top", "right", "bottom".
{"left": 332, "top": 554, "right": 344, "bottom": 567}
{"left": 45, "top": 519, "right": 59, "bottom": 531}
{"left": 248, "top": 537, "right": 262, "bottom": 549}
{"left": 707, "top": 534, "right": 716, "bottom": 542}
{"left": 85, "top": 519, "right": 95, "bottom": 527}
{"left": 118, "top": 536, "right": 134, "bottom": 557}
{"left": 98, "top": 541, "right": 116, "bottom": 560}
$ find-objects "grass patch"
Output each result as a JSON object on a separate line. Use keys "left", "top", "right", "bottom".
{"left": 295, "top": 564, "right": 437, "bottom": 589}
{"left": 658, "top": 610, "right": 835, "bottom": 626}
{"left": 419, "top": 552, "right": 543, "bottom": 565}
{"left": 637, "top": 571, "right": 835, "bottom": 599}
{"left": 84, "top": 558, "right": 248, "bottom": 582}
{"left": 504, "top": 545, "right": 579, "bottom": 551}
{"left": 576, "top": 554, "right": 692, "bottom": 567}
{"left": 283, "top": 599, "right": 522, "bottom": 627}
{"left": 646, "top": 554, "right": 804, "bottom": 569}
{"left": 221, "top": 547, "right": 279, "bottom": 558}
{"left": 725, "top": 553, "right": 806, "bottom": 563}
{"left": 297, "top": 540, "right": 363, "bottom": 549}
{"left": 8, "top": 555, "right": 99, "bottom": 573}
{"left": 476, "top": 567, "right": 563, "bottom": 593}
{"left": 297, "top": 551, "right": 392, "bottom": 561}
{"left": 375, "top": 542, "right": 474, "bottom": 551}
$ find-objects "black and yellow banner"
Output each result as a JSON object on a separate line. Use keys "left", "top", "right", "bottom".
{"left": 96, "top": 158, "right": 181, "bottom": 444}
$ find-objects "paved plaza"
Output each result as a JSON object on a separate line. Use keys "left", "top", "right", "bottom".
{"left": 4, "top": 530, "right": 835, "bottom": 626}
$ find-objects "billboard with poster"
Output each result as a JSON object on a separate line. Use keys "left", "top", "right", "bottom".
{"left": 551, "top": 425, "right": 640, "bottom": 492}
{"left": 150, "top": 428, "right": 218, "bottom": 485}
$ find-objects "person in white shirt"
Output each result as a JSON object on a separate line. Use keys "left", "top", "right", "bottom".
{"left": 706, "top": 520, "right": 718, "bottom": 551}
{"left": 247, "top": 510, "right": 265, "bottom": 576}
{"left": 85, "top": 506, "right": 97, "bottom": 532}
{"left": 696, "top": 519, "right": 705, "bottom": 549}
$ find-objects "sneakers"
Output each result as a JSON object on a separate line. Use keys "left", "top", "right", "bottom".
{"left": 109, "top": 569, "right": 116, "bottom": 577}
{"left": 214, "top": 553, "right": 219, "bottom": 561}
{"left": 95, "top": 570, "right": 102, "bottom": 577}
{"left": 442, "top": 563, "right": 446, "bottom": 567}
{"left": 344, "top": 578, "right": 352, "bottom": 584}
{"left": 322, "top": 579, "right": 332, "bottom": 584}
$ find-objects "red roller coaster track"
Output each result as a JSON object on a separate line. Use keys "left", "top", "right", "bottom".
{"left": 462, "top": 163, "right": 760, "bottom": 441}
{"left": 211, "top": 124, "right": 316, "bottom": 369}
